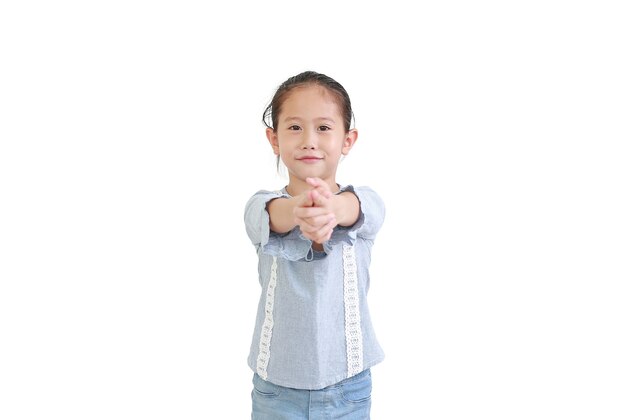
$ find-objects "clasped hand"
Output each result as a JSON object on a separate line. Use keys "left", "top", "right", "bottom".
{"left": 293, "top": 177, "right": 338, "bottom": 245}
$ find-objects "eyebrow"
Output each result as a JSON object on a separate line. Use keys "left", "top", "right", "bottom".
{"left": 283, "top": 117, "right": 336, "bottom": 123}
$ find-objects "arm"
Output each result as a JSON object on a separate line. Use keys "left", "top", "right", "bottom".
{"left": 244, "top": 190, "right": 316, "bottom": 260}
{"left": 266, "top": 190, "right": 356, "bottom": 233}
{"left": 266, "top": 178, "right": 345, "bottom": 236}
{"left": 266, "top": 196, "right": 299, "bottom": 234}
{"left": 333, "top": 191, "right": 360, "bottom": 228}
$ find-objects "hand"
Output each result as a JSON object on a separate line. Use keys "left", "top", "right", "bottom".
{"left": 293, "top": 178, "right": 338, "bottom": 244}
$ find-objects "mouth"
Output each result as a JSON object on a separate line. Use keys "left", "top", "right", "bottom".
{"left": 296, "top": 156, "right": 322, "bottom": 163}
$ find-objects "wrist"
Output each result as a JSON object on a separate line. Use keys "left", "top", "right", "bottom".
{"left": 334, "top": 191, "right": 360, "bottom": 227}
{"left": 267, "top": 197, "right": 298, "bottom": 233}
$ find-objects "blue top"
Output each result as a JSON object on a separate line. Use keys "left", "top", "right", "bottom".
{"left": 244, "top": 184, "right": 385, "bottom": 390}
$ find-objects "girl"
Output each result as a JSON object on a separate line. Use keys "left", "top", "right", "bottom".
{"left": 244, "top": 71, "right": 385, "bottom": 419}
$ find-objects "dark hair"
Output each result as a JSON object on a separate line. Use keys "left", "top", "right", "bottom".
{"left": 262, "top": 71, "right": 354, "bottom": 132}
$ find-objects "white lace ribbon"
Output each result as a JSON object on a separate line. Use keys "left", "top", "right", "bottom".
{"left": 343, "top": 244, "right": 363, "bottom": 376}
{"left": 256, "top": 256, "right": 277, "bottom": 380}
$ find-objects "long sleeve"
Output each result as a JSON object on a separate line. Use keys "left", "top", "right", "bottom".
{"left": 323, "top": 185, "right": 385, "bottom": 252}
{"left": 244, "top": 190, "right": 313, "bottom": 261}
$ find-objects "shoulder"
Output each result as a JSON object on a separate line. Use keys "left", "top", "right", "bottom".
{"left": 246, "top": 188, "right": 289, "bottom": 205}
{"left": 340, "top": 184, "right": 381, "bottom": 195}
{"left": 249, "top": 188, "right": 286, "bottom": 198}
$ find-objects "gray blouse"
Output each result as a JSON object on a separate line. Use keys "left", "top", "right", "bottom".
{"left": 244, "top": 184, "right": 385, "bottom": 390}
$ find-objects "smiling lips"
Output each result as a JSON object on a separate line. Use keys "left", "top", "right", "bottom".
{"left": 296, "top": 156, "right": 322, "bottom": 163}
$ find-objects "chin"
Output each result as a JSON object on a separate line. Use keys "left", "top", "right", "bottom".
{"left": 292, "top": 172, "right": 325, "bottom": 181}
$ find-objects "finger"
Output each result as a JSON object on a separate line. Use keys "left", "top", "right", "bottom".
{"left": 295, "top": 214, "right": 325, "bottom": 233}
{"left": 306, "top": 177, "right": 321, "bottom": 188}
{"left": 310, "top": 189, "right": 329, "bottom": 208}
{"left": 311, "top": 216, "right": 337, "bottom": 242}
{"left": 318, "top": 188, "right": 333, "bottom": 199}
{"left": 298, "top": 224, "right": 315, "bottom": 238}
{"left": 309, "top": 189, "right": 318, "bottom": 206}
{"left": 301, "top": 191, "right": 314, "bottom": 207}
{"left": 306, "top": 177, "right": 334, "bottom": 196}
{"left": 300, "top": 214, "right": 336, "bottom": 230}
{"left": 295, "top": 216, "right": 326, "bottom": 231}
{"left": 293, "top": 193, "right": 313, "bottom": 212}
{"left": 308, "top": 190, "right": 317, "bottom": 206}
{"left": 297, "top": 211, "right": 334, "bottom": 237}
{"left": 293, "top": 206, "right": 329, "bottom": 219}
{"left": 309, "top": 185, "right": 332, "bottom": 200}
{"left": 311, "top": 225, "right": 334, "bottom": 244}
{"left": 297, "top": 212, "right": 335, "bottom": 233}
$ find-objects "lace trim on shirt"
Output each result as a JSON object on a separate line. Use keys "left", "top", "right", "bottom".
{"left": 256, "top": 256, "right": 278, "bottom": 380}
{"left": 343, "top": 244, "right": 363, "bottom": 376}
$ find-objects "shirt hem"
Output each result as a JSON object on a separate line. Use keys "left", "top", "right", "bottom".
{"left": 247, "top": 355, "right": 385, "bottom": 390}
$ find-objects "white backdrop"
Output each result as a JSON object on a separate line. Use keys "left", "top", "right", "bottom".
{"left": 1, "top": 1, "right": 625, "bottom": 419}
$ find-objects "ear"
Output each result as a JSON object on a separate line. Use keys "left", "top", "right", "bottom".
{"left": 341, "top": 129, "right": 358, "bottom": 156}
{"left": 266, "top": 128, "right": 280, "bottom": 156}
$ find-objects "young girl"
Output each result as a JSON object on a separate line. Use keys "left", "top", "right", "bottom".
{"left": 244, "top": 71, "right": 385, "bottom": 419}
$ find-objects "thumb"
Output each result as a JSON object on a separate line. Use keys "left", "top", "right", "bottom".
{"left": 310, "top": 189, "right": 327, "bottom": 207}
{"left": 298, "top": 191, "right": 314, "bottom": 208}
{"left": 306, "top": 177, "right": 321, "bottom": 188}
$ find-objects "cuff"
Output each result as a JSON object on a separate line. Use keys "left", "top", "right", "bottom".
{"left": 322, "top": 185, "right": 366, "bottom": 253}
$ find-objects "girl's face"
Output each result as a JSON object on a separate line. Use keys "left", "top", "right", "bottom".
{"left": 266, "top": 85, "right": 357, "bottom": 191}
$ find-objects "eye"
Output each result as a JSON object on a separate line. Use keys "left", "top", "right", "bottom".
{"left": 287, "top": 125, "right": 301, "bottom": 131}
{"left": 318, "top": 125, "right": 331, "bottom": 132}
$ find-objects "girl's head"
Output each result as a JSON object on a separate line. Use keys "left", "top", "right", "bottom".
{"left": 263, "top": 71, "right": 354, "bottom": 133}
{"left": 263, "top": 71, "right": 358, "bottom": 191}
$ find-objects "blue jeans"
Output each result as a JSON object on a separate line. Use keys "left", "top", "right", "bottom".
{"left": 251, "top": 369, "right": 372, "bottom": 419}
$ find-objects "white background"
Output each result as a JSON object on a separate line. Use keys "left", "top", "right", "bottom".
{"left": 1, "top": 1, "right": 625, "bottom": 419}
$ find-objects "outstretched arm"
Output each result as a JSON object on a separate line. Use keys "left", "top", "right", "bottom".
{"left": 266, "top": 178, "right": 361, "bottom": 247}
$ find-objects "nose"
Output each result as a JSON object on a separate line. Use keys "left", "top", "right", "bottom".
{"left": 301, "top": 130, "right": 317, "bottom": 149}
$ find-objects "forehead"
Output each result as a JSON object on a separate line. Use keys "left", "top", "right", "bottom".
{"left": 280, "top": 85, "right": 342, "bottom": 119}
